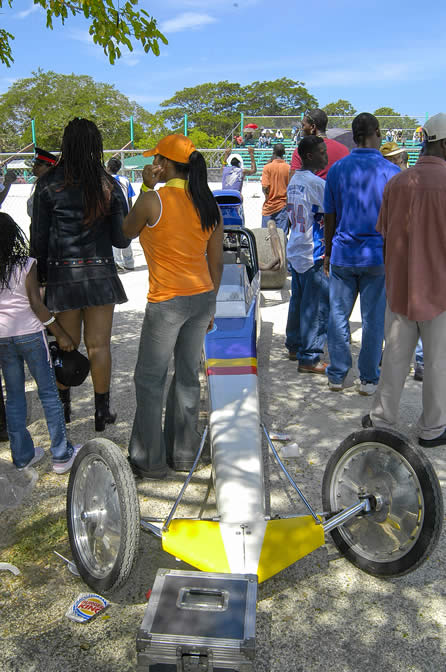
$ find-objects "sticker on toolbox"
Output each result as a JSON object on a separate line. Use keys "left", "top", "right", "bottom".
{"left": 66, "top": 593, "right": 109, "bottom": 623}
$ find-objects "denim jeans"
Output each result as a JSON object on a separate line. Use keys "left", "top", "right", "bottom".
{"left": 285, "top": 260, "right": 329, "bottom": 364}
{"left": 327, "top": 265, "right": 385, "bottom": 385}
{"left": 262, "top": 205, "right": 289, "bottom": 233}
{"left": 415, "top": 338, "right": 424, "bottom": 364}
{"left": 0, "top": 331, "right": 73, "bottom": 468}
{"left": 129, "top": 292, "right": 216, "bottom": 473}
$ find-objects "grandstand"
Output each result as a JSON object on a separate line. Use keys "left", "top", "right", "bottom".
{"left": 226, "top": 139, "right": 422, "bottom": 180}
{"left": 0, "top": 138, "right": 422, "bottom": 184}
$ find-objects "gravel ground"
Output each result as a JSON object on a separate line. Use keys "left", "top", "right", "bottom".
{"left": 0, "top": 187, "right": 445, "bottom": 672}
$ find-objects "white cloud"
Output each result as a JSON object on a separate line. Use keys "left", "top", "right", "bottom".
{"left": 66, "top": 31, "right": 141, "bottom": 66}
{"left": 120, "top": 50, "right": 145, "bottom": 67}
{"left": 68, "top": 29, "right": 95, "bottom": 46}
{"left": 160, "top": 12, "right": 217, "bottom": 34}
{"left": 15, "top": 4, "right": 40, "bottom": 19}
{"left": 307, "top": 62, "right": 414, "bottom": 88}
{"left": 0, "top": 77, "right": 17, "bottom": 95}
{"left": 163, "top": 0, "right": 261, "bottom": 8}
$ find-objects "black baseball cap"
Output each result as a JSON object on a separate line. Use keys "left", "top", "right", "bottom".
{"left": 50, "top": 343, "right": 90, "bottom": 387}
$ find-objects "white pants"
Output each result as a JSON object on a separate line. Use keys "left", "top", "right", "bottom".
{"left": 113, "top": 242, "right": 134, "bottom": 269}
{"left": 370, "top": 305, "right": 446, "bottom": 440}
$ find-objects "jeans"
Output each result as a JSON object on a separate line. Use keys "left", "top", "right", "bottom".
{"left": 285, "top": 260, "right": 329, "bottom": 364}
{"left": 262, "top": 205, "right": 289, "bottom": 233}
{"left": 415, "top": 338, "right": 424, "bottom": 364}
{"left": 113, "top": 243, "right": 134, "bottom": 269}
{"left": 0, "top": 331, "right": 73, "bottom": 468}
{"left": 327, "top": 265, "right": 385, "bottom": 385}
{"left": 129, "top": 292, "right": 216, "bottom": 473}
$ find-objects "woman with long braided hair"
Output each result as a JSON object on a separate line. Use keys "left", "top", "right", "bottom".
{"left": 31, "top": 118, "right": 129, "bottom": 430}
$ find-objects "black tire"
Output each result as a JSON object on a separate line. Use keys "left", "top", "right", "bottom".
{"left": 322, "top": 428, "right": 443, "bottom": 577}
{"left": 67, "top": 438, "right": 140, "bottom": 594}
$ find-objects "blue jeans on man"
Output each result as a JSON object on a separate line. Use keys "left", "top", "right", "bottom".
{"left": 0, "top": 331, "right": 73, "bottom": 468}
{"left": 285, "top": 260, "right": 329, "bottom": 364}
{"left": 261, "top": 206, "right": 289, "bottom": 233}
{"left": 415, "top": 338, "right": 424, "bottom": 364}
{"left": 326, "top": 265, "right": 386, "bottom": 385}
{"left": 129, "top": 291, "right": 216, "bottom": 476}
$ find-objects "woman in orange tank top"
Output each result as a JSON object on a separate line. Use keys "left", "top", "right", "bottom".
{"left": 123, "top": 135, "right": 223, "bottom": 479}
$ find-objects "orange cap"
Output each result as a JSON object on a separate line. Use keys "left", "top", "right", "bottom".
{"left": 143, "top": 134, "right": 196, "bottom": 163}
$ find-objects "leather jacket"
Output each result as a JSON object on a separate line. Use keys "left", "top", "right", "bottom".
{"left": 30, "top": 165, "right": 130, "bottom": 284}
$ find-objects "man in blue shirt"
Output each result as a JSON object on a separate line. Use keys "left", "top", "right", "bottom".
{"left": 222, "top": 147, "right": 256, "bottom": 193}
{"left": 323, "top": 113, "right": 400, "bottom": 394}
{"left": 285, "top": 136, "right": 329, "bottom": 373}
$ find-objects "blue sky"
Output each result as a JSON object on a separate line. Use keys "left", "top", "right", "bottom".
{"left": 0, "top": 0, "right": 444, "bottom": 124}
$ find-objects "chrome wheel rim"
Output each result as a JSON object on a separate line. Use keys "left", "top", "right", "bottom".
{"left": 71, "top": 453, "right": 122, "bottom": 578}
{"left": 329, "top": 441, "right": 424, "bottom": 562}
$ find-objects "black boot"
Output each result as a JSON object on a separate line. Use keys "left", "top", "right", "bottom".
{"left": 94, "top": 392, "right": 117, "bottom": 432}
{"left": 58, "top": 388, "right": 71, "bottom": 424}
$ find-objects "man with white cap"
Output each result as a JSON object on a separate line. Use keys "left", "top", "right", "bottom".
{"left": 363, "top": 112, "right": 446, "bottom": 448}
{"left": 222, "top": 147, "right": 256, "bottom": 193}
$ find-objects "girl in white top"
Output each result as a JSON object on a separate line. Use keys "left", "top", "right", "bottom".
{"left": 0, "top": 214, "right": 80, "bottom": 473}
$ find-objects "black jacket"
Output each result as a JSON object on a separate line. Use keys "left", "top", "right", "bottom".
{"left": 31, "top": 164, "right": 130, "bottom": 284}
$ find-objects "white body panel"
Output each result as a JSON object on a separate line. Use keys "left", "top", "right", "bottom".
{"left": 209, "top": 373, "right": 265, "bottom": 524}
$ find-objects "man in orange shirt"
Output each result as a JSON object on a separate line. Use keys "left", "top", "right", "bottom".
{"left": 261, "top": 143, "right": 290, "bottom": 232}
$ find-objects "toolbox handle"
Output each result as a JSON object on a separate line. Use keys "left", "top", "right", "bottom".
{"left": 177, "top": 648, "right": 213, "bottom": 671}
{"left": 176, "top": 586, "right": 229, "bottom": 612}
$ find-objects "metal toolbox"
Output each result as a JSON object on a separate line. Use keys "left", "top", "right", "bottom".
{"left": 136, "top": 569, "right": 257, "bottom": 671}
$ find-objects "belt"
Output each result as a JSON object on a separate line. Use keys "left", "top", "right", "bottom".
{"left": 47, "top": 258, "right": 115, "bottom": 267}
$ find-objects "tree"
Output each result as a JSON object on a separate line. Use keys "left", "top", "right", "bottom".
{"left": 133, "top": 117, "right": 171, "bottom": 152}
{"left": 0, "top": 0, "right": 167, "bottom": 67}
{"left": 323, "top": 99, "right": 356, "bottom": 116}
{"left": 186, "top": 129, "right": 224, "bottom": 149}
{"left": 160, "top": 81, "right": 243, "bottom": 138}
{"left": 239, "top": 78, "right": 317, "bottom": 117}
{"left": 323, "top": 99, "right": 356, "bottom": 117}
{"left": 373, "top": 107, "right": 419, "bottom": 134}
{"left": 0, "top": 69, "right": 156, "bottom": 151}
{"left": 374, "top": 107, "right": 399, "bottom": 116}
{"left": 160, "top": 78, "right": 317, "bottom": 140}
{"left": 321, "top": 100, "right": 357, "bottom": 129}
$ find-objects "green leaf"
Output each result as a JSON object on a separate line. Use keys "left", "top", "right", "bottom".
{"left": 1, "top": 0, "right": 167, "bottom": 65}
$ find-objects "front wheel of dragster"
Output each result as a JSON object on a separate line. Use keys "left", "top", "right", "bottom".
{"left": 322, "top": 428, "right": 443, "bottom": 577}
{"left": 67, "top": 438, "right": 140, "bottom": 594}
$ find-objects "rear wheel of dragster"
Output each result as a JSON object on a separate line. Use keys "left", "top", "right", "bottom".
{"left": 67, "top": 438, "right": 140, "bottom": 593}
{"left": 322, "top": 428, "right": 443, "bottom": 577}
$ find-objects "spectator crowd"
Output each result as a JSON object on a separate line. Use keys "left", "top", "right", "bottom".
{"left": 243, "top": 108, "right": 446, "bottom": 450}
{"left": 1, "top": 107, "right": 445, "bottom": 481}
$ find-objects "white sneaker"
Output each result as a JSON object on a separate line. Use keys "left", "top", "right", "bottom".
{"left": 17, "top": 445, "right": 45, "bottom": 470}
{"left": 53, "top": 444, "right": 82, "bottom": 474}
{"left": 328, "top": 380, "right": 343, "bottom": 392}
{"left": 359, "top": 382, "right": 378, "bottom": 396}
